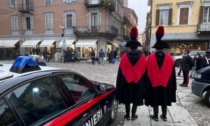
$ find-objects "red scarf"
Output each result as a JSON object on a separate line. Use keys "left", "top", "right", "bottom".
{"left": 147, "top": 53, "right": 174, "bottom": 87}
{"left": 119, "top": 53, "right": 146, "bottom": 84}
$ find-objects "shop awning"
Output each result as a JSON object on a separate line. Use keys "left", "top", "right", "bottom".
{"left": 21, "top": 40, "right": 41, "bottom": 47}
{"left": 76, "top": 39, "right": 97, "bottom": 47}
{"left": 113, "top": 43, "right": 119, "bottom": 48}
{"left": 59, "top": 39, "right": 75, "bottom": 48}
{"left": 39, "top": 40, "right": 55, "bottom": 47}
{"left": 0, "top": 40, "right": 19, "bottom": 48}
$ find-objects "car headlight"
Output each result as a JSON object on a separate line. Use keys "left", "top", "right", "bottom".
{"left": 194, "top": 73, "right": 202, "bottom": 79}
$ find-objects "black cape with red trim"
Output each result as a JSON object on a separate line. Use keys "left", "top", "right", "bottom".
{"left": 145, "top": 51, "right": 177, "bottom": 107}
{"left": 116, "top": 51, "right": 147, "bottom": 105}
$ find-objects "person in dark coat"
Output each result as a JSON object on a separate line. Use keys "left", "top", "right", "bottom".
{"left": 108, "top": 50, "right": 115, "bottom": 63}
{"left": 145, "top": 26, "right": 177, "bottom": 121}
{"left": 116, "top": 26, "right": 147, "bottom": 120}
{"left": 195, "top": 53, "right": 208, "bottom": 71}
{"left": 180, "top": 49, "right": 194, "bottom": 87}
{"left": 99, "top": 49, "right": 105, "bottom": 64}
{"left": 91, "top": 49, "right": 95, "bottom": 65}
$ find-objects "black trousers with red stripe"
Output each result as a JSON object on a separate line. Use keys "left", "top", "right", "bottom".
{"left": 183, "top": 71, "right": 189, "bottom": 86}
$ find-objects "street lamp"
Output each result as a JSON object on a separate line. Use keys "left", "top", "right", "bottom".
{"left": 60, "top": 25, "right": 66, "bottom": 62}
{"left": 60, "top": 25, "right": 66, "bottom": 50}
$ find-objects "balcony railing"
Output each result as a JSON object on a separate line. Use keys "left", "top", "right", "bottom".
{"left": 85, "top": 0, "right": 115, "bottom": 12}
{"left": 74, "top": 25, "right": 119, "bottom": 35}
{"left": 85, "top": 0, "right": 100, "bottom": 6}
{"left": 197, "top": 23, "right": 210, "bottom": 32}
{"left": 108, "top": 26, "right": 119, "bottom": 35}
{"left": 18, "top": 3, "right": 34, "bottom": 13}
{"left": 74, "top": 26, "right": 100, "bottom": 33}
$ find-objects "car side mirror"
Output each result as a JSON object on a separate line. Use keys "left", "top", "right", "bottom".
{"left": 97, "top": 85, "right": 106, "bottom": 94}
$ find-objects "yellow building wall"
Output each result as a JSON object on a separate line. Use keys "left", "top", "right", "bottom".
{"left": 151, "top": 0, "right": 201, "bottom": 34}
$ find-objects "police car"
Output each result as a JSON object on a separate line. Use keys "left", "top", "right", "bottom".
{"left": 192, "top": 66, "right": 210, "bottom": 106}
{"left": 0, "top": 56, "right": 118, "bottom": 126}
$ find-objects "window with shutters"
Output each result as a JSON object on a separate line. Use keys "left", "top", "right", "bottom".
{"left": 179, "top": 8, "right": 189, "bottom": 25}
{"left": 11, "top": 16, "right": 18, "bottom": 30}
{"left": 91, "top": 13, "right": 97, "bottom": 26}
{"left": 45, "top": 13, "right": 53, "bottom": 29}
{"left": 10, "top": 0, "right": 17, "bottom": 7}
{"left": 156, "top": 4, "right": 172, "bottom": 26}
{"left": 66, "top": 14, "right": 72, "bottom": 28}
{"left": 45, "top": 0, "right": 52, "bottom": 5}
{"left": 177, "top": 3, "right": 192, "bottom": 25}
{"left": 26, "top": 17, "right": 31, "bottom": 30}
{"left": 159, "top": 9, "right": 169, "bottom": 25}
{"left": 23, "top": 16, "right": 33, "bottom": 30}
{"left": 63, "top": 0, "right": 75, "bottom": 3}
{"left": 203, "top": 6, "right": 210, "bottom": 23}
{"left": 64, "top": 12, "right": 76, "bottom": 29}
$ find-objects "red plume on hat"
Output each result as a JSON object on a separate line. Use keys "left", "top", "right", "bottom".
{"left": 156, "top": 26, "right": 164, "bottom": 41}
{"left": 130, "top": 26, "right": 138, "bottom": 39}
{"left": 125, "top": 26, "right": 141, "bottom": 47}
{"left": 152, "top": 26, "right": 169, "bottom": 49}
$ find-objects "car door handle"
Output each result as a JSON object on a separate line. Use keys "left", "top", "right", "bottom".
{"left": 83, "top": 113, "right": 88, "bottom": 117}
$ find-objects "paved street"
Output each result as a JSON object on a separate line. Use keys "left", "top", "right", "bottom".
{"left": 46, "top": 61, "right": 210, "bottom": 126}
{"left": 1, "top": 60, "right": 210, "bottom": 126}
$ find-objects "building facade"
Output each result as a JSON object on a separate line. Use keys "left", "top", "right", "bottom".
{"left": 145, "top": 11, "right": 151, "bottom": 52}
{"left": 122, "top": 7, "right": 138, "bottom": 38}
{"left": 0, "top": 0, "right": 124, "bottom": 60}
{"left": 123, "top": 0, "right": 128, "bottom": 7}
{"left": 149, "top": 0, "right": 210, "bottom": 54}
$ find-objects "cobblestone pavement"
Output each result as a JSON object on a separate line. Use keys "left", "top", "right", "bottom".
{"left": 176, "top": 75, "right": 210, "bottom": 126}
{"left": 1, "top": 60, "right": 210, "bottom": 126}
{"left": 46, "top": 61, "right": 210, "bottom": 126}
{"left": 47, "top": 62, "right": 210, "bottom": 126}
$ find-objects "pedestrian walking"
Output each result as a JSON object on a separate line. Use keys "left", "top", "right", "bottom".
{"left": 145, "top": 26, "right": 177, "bottom": 121}
{"left": 91, "top": 49, "right": 95, "bottom": 65}
{"left": 177, "top": 53, "right": 185, "bottom": 76}
{"left": 99, "top": 49, "right": 105, "bottom": 65}
{"left": 42, "top": 49, "right": 47, "bottom": 61}
{"left": 63, "top": 49, "right": 68, "bottom": 63}
{"left": 179, "top": 49, "right": 194, "bottom": 87}
{"left": 108, "top": 50, "right": 114, "bottom": 63}
{"left": 116, "top": 26, "right": 147, "bottom": 120}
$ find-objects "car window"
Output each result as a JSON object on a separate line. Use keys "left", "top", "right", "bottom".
{"left": 206, "top": 51, "right": 210, "bottom": 55}
{"left": 0, "top": 99, "right": 19, "bottom": 125}
{"left": 59, "top": 74, "right": 95, "bottom": 103}
{"left": 6, "top": 77, "right": 68, "bottom": 126}
{"left": 190, "top": 51, "right": 206, "bottom": 56}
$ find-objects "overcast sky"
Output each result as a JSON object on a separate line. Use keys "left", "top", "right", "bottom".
{"left": 128, "top": 0, "right": 150, "bottom": 33}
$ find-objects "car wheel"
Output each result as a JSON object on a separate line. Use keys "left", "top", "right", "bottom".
{"left": 175, "top": 60, "right": 181, "bottom": 67}
{"left": 204, "top": 90, "right": 210, "bottom": 106}
{"left": 109, "top": 97, "right": 118, "bottom": 123}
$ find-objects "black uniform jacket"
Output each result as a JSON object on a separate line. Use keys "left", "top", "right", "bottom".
{"left": 116, "top": 51, "right": 147, "bottom": 105}
{"left": 145, "top": 51, "right": 177, "bottom": 107}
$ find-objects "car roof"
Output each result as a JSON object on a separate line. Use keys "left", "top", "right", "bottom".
{"left": 0, "top": 67, "right": 72, "bottom": 94}
{"left": 0, "top": 64, "right": 59, "bottom": 79}
{"left": 0, "top": 63, "right": 73, "bottom": 95}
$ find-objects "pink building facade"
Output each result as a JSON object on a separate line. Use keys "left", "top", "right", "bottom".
{"left": 0, "top": 0, "right": 124, "bottom": 60}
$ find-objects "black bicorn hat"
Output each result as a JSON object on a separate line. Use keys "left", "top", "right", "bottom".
{"left": 152, "top": 26, "right": 170, "bottom": 49}
{"left": 125, "top": 26, "right": 142, "bottom": 47}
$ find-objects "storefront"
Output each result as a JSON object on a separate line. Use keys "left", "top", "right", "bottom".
{"left": 0, "top": 40, "right": 20, "bottom": 60}
{"left": 21, "top": 40, "right": 41, "bottom": 55}
{"left": 39, "top": 40, "right": 56, "bottom": 54}
{"left": 75, "top": 39, "right": 98, "bottom": 59}
{"left": 165, "top": 41, "right": 209, "bottom": 55}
